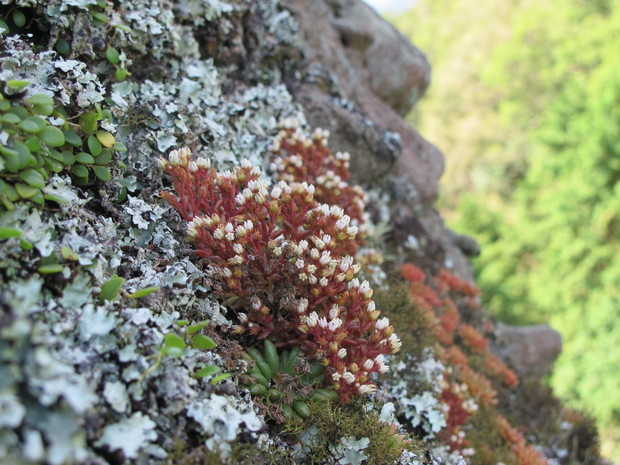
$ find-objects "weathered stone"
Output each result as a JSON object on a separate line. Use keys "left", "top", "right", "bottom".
{"left": 285, "top": 0, "right": 444, "bottom": 203}
{"left": 496, "top": 323, "right": 563, "bottom": 378}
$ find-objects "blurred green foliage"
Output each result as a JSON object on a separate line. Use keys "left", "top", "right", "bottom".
{"left": 393, "top": 0, "right": 620, "bottom": 458}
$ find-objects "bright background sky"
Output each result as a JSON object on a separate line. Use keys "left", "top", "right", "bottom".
{"left": 363, "top": 0, "right": 417, "bottom": 15}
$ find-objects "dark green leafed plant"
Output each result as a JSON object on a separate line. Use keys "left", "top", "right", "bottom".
{"left": 0, "top": 82, "right": 125, "bottom": 210}
{"left": 240, "top": 340, "right": 338, "bottom": 425}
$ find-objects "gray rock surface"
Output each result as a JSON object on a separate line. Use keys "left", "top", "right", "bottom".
{"left": 496, "top": 323, "right": 563, "bottom": 378}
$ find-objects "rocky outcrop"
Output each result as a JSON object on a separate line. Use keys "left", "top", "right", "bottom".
{"left": 496, "top": 323, "right": 563, "bottom": 379}
{"left": 283, "top": 0, "right": 472, "bottom": 280}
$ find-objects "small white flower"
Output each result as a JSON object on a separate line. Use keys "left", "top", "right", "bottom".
{"left": 236, "top": 193, "right": 246, "bottom": 205}
{"left": 295, "top": 259, "right": 305, "bottom": 269}
{"left": 328, "top": 318, "right": 342, "bottom": 331}
{"left": 376, "top": 318, "right": 390, "bottom": 330}
{"left": 213, "top": 229, "right": 224, "bottom": 240}
{"left": 366, "top": 301, "right": 376, "bottom": 312}
{"left": 241, "top": 159, "right": 252, "bottom": 168}
{"left": 233, "top": 243, "right": 243, "bottom": 254}
{"left": 318, "top": 317, "right": 328, "bottom": 328}
{"left": 347, "top": 226, "right": 359, "bottom": 237}
{"left": 319, "top": 251, "right": 331, "bottom": 265}
{"left": 342, "top": 372, "right": 355, "bottom": 384}
{"left": 196, "top": 157, "right": 210, "bottom": 168}
{"left": 299, "top": 239, "right": 308, "bottom": 251}
{"left": 337, "top": 348, "right": 347, "bottom": 359}
{"left": 363, "top": 359, "right": 374, "bottom": 371}
{"left": 244, "top": 220, "right": 254, "bottom": 230}
{"left": 188, "top": 161, "right": 198, "bottom": 172}
{"left": 328, "top": 305, "right": 339, "bottom": 320}
{"left": 310, "top": 248, "right": 320, "bottom": 260}
{"left": 358, "top": 384, "right": 377, "bottom": 395}
{"left": 332, "top": 372, "right": 342, "bottom": 381}
{"left": 306, "top": 312, "right": 319, "bottom": 327}
{"left": 271, "top": 186, "right": 282, "bottom": 199}
{"left": 319, "top": 277, "right": 328, "bottom": 287}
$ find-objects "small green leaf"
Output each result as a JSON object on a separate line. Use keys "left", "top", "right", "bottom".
{"left": 12, "top": 10, "right": 26, "bottom": 28}
{"left": 210, "top": 373, "right": 232, "bottom": 385}
{"left": 62, "top": 150, "right": 75, "bottom": 165}
{"left": 160, "top": 346, "right": 183, "bottom": 357}
{"left": 25, "top": 137, "right": 42, "bottom": 152}
{"left": 87, "top": 135, "right": 102, "bottom": 155}
{"left": 15, "top": 183, "right": 39, "bottom": 199}
{"left": 75, "top": 152, "right": 95, "bottom": 164}
{"left": 61, "top": 246, "right": 79, "bottom": 261}
{"left": 112, "top": 23, "right": 132, "bottom": 33}
{"left": 79, "top": 111, "right": 98, "bottom": 134}
{"left": 92, "top": 166, "right": 111, "bottom": 180}
{"left": 19, "top": 169, "right": 46, "bottom": 188}
{"left": 38, "top": 264, "right": 64, "bottom": 274}
{"left": 44, "top": 157, "right": 64, "bottom": 173}
{"left": 192, "top": 334, "right": 217, "bottom": 350}
{"left": 6, "top": 80, "right": 29, "bottom": 90}
{"left": 55, "top": 40, "right": 71, "bottom": 55}
{"left": 127, "top": 286, "right": 160, "bottom": 298}
{"left": 19, "top": 116, "right": 46, "bottom": 134}
{"left": 32, "top": 104, "right": 54, "bottom": 116}
{"left": 91, "top": 12, "right": 107, "bottom": 23}
{"left": 187, "top": 320, "right": 210, "bottom": 334}
{"left": 96, "top": 130, "right": 115, "bottom": 148}
{"left": 164, "top": 333, "right": 186, "bottom": 350}
{"left": 99, "top": 275, "right": 125, "bottom": 302}
{"left": 40, "top": 126, "right": 65, "bottom": 147}
{"left": 0, "top": 228, "right": 21, "bottom": 239}
{"left": 115, "top": 67, "right": 128, "bottom": 81}
{"left": 94, "top": 149, "right": 112, "bottom": 165}
{"left": 112, "top": 141, "right": 127, "bottom": 152}
{"left": 43, "top": 193, "right": 69, "bottom": 204}
{"left": 0, "top": 20, "right": 9, "bottom": 34}
{"left": 105, "top": 47, "right": 120, "bottom": 64}
{"left": 1, "top": 149, "right": 20, "bottom": 172}
{"left": 20, "top": 238, "right": 33, "bottom": 250}
{"left": 195, "top": 365, "right": 221, "bottom": 378}
{"left": 70, "top": 164, "right": 89, "bottom": 178}
{"left": 1, "top": 113, "right": 21, "bottom": 124}
{"left": 28, "top": 94, "right": 54, "bottom": 106}
{"left": 64, "top": 130, "right": 82, "bottom": 147}
{"left": 175, "top": 320, "right": 190, "bottom": 327}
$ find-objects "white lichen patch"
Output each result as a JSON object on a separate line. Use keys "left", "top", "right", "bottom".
{"left": 95, "top": 412, "right": 158, "bottom": 459}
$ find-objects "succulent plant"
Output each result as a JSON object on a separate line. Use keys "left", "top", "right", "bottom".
{"left": 240, "top": 339, "right": 338, "bottom": 424}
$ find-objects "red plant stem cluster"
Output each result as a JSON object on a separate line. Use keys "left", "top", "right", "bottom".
{"left": 159, "top": 142, "right": 401, "bottom": 401}
{"left": 270, "top": 118, "right": 369, "bottom": 240}
{"left": 496, "top": 415, "right": 549, "bottom": 465}
{"left": 401, "top": 263, "right": 528, "bottom": 458}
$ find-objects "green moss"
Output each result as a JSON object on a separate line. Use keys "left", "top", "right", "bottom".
{"left": 161, "top": 438, "right": 296, "bottom": 465}
{"left": 373, "top": 278, "right": 434, "bottom": 360}
{"left": 294, "top": 398, "right": 425, "bottom": 465}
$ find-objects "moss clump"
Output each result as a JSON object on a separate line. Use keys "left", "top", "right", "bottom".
{"left": 161, "top": 438, "right": 297, "bottom": 465}
{"left": 373, "top": 278, "right": 435, "bottom": 360}
{"left": 294, "top": 398, "right": 425, "bottom": 465}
